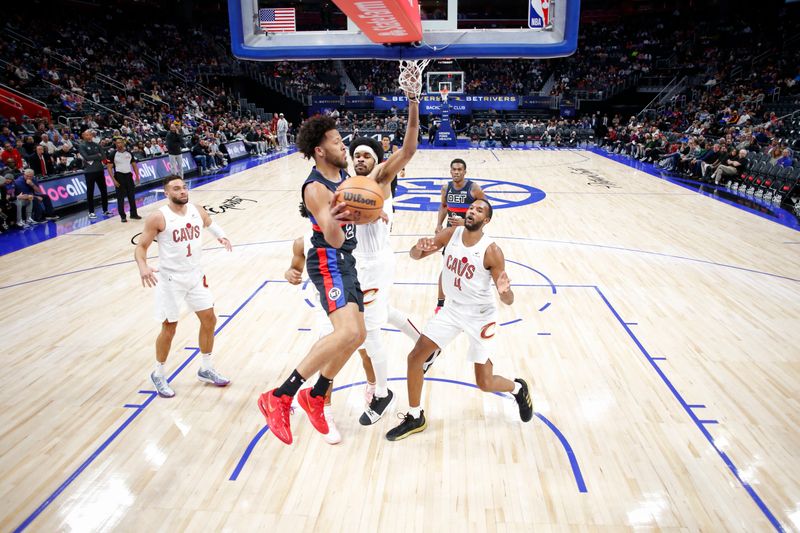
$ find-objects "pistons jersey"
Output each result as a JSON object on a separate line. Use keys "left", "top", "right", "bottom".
{"left": 156, "top": 203, "right": 204, "bottom": 272}
{"left": 441, "top": 226, "right": 494, "bottom": 306}
{"left": 301, "top": 167, "right": 357, "bottom": 252}
{"left": 445, "top": 180, "right": 477, "bottom": 225}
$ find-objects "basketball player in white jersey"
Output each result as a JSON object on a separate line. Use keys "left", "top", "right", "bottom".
{"left": 386, "top": 198, "right": 533, "bottom": 441}
{"left": 349, "top": 131, "right": 441, "bottom": 427}
{"left": 135, "top": 175, "right": 232, "bottom": 398}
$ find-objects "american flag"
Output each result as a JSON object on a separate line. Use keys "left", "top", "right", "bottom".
{"left": 258, "top": 8, "right": 296, "bottom": 33}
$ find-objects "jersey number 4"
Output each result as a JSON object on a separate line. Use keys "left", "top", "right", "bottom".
{"left": 453, "top": 277, "right": 462, "bottom": 290}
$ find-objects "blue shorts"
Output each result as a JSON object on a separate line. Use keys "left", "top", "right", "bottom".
{"left": 306, "top": 248, "right": 364, "bottom": 314}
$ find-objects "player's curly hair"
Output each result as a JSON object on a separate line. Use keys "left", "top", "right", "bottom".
{"left": 298, "top": 202, "right": 309, "bottom": 218}
{"left": 296, "top": 115, "right": 338, "bottom": 160}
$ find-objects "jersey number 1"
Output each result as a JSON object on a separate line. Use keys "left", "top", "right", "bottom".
{"left": 186, "top": 243, "right": 192, "bottom": 257}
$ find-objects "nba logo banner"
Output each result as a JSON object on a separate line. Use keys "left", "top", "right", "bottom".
{"left": 529, "top": 0, "right": 551, "bottom": 29}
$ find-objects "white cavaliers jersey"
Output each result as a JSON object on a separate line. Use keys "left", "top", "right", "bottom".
{"left": 442, "top": 226, "right": 494, "bottom": 306}
{"left": 354, "top": 195, "right": 393, "bottom": 256}
{"left": 156, "top": 203, "right": 204, "bottom": 272}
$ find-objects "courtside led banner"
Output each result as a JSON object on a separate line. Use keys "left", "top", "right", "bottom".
{"left": 38, "top": 153, "right": 198, "bottom": 209}
{"left": 331, "top": 0, "right": 422, "bottom": 43}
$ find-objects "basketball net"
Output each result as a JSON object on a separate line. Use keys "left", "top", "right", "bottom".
{"left": 439, "top": 87, "right": 449, "bottom": 103}
{"left": 398, "top": 59, "right": 431, "bottom": 103}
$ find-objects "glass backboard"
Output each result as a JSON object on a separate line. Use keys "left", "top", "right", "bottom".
{"left": 229, "top": 0, "right": 579, "bottom": 61}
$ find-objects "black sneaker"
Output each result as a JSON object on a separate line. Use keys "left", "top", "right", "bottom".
{"left": 359, "top": 389, "right": 396, "bottom": 425}
{"left": 130, "top": 215, "right": 142, "bottom": 220}
{"left": 513, "top": 378, "right": 533, "bottom": 422}
{"left": 422, "top": 349, "right": 441, "bottom": 374}
{"left": 121, "top": 218, "right": 128, "bottom": 223}
{"left": 386, "top": 410, "right": 427, "bottom": 441}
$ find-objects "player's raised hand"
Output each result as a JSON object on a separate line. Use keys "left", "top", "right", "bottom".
{"left": 219, "top": 237, "right": 232, "bottom": 251}
{"left": 496, "top": 271, "right": 511, "bottom": 294}
{"left": 285, "top": 267, "right": 302, "bottom": 285}
{"left": 416, "top": 237, "right": 437, "bottom": 252}
{"left": 140, "top": 265, "right": 159, "bottom": 288}
{"left": 449, "top": 215, "right": 465, "bottom": 227}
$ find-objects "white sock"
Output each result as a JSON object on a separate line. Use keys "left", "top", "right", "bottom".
{"left": 373, "top": 359, "right": 388, "bottom": 398}
{"left": 512, "top": 381, "right": 522, "bottom": 395}
{"left": 200, "top": 353, "right": 212, "bottom": 371}
{"left": 387, "top": 307, "right": 420, "bottom": 342}
{"left": 408, "top": 406, "right": 422, "bottom": 418}
{"left": 154, "top": 362, "right": 166, "bottom": 377}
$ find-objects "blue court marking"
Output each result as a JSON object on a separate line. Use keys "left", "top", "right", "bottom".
{"left": 491, "top": 150, "right": 500, "bottom": 162}
{"left": 62, "top": 233, "right": 105, "bottom": 236}
{"left": 688, "top": 404, "right": 706, "bottom": 409}
{"left": 304, "top": 298, "right": 315, "bottom": 308}
{"left": 391, "top": 233, "right": 800, "bottom": 284}
{"left": 538, "top": 302, "right": 551, "bottom": 312}
{"left": 231, "top": 376, "right": 588, "bottom": 494}
{"left": 381, "top": 328, "right": 401, "bottom": 332}
{"left": 499, "top": 318, "right": 522, "bottom": 327}
{"left": 537, "top": 332, "right": 551, "bottom": 336}
{"left": 0, "top": 239, "right": 294, "bottom": 290}
{"left": 699, "top": 420, "right": 720, "bottom": 425}
{"left": 123, "top": 404, "right": 145, "bottom": 409}
{"left": 218, "top": 314, "right": 231, "bottom": 318}
{"left": 652, "top": 357, "right": 667, "bottom": 361}
{"left": 505, "top": 259, "right": 557, "bottom": 295}
{"left": 588, "top": 147, "right": 800, "bottom": 232}
{"left": 593, "top": 285, "right": 784, "bottom": 532}
{"left": 12, "top": 279, "right": 274, "bottom": 533}
{"left": 624, "top": 322, "right": 638, "bottom": 326}
{"left": 298, "top": 328, "right": 311, "bottom": 331}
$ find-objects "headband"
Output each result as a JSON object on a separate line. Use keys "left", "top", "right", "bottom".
{"left": 353, "top": 145, "right": 379, "bottom": 162}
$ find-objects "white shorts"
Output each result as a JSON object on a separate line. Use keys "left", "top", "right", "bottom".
{"left": 301, "top": 283, "right": 334, "bottom": 338}
{"left": 422, "top": 303, "right": 497, "bottom": 364}
{"left": 354, "top": 250, "right": 395, "bottom": 331}
{"left": 154, "top": 269, "right": 214, "bottom": 322}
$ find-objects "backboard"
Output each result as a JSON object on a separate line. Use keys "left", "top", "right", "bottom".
{"left": 229, "top": 0, "right": 579, "bottom": 61}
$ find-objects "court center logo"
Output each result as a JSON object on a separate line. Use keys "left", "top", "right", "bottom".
{"left": 394, "top": 177, "right": 545, "bottom": 212}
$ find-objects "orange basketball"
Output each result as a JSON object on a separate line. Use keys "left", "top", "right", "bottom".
{"left": 335, "top": 176, "right": 384, "bottom": 225}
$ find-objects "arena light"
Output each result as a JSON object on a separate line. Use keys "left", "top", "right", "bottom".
{"left": 331, "top": 0, "right": 423, "bottom": 44}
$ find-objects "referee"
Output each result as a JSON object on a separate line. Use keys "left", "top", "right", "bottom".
{"left": 106, "top": 138, "right": 141, "bottom": 223}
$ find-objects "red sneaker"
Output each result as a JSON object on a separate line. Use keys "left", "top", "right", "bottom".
{"left": 297, "top": 388, "right": 329, "bottom": 434}
{"left": 258, "top": 389, "right": 294, "bottom": 445}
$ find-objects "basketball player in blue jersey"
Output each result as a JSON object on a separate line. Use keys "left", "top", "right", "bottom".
{"left": 434, "top": 159, "right": 484, "bottom": 312}
{"left": 258, "top": 115, "right": 364, "bottom": 445}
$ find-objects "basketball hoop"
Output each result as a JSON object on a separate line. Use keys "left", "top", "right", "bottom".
{"left": 398, "top": 59, "right": 431, "bottom": 103}
{"left": 439, "top": 87, "right": 449, "bottom": 103}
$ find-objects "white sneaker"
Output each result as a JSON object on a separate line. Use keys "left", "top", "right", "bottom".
{"left": 151, "top": 372, "right": 175, "bottom": 398}
{"left": 88, "top": 212, "right": 97, "bottom": 219}
{"left": 323, "top": 408, "right": 341, "bottom": 445}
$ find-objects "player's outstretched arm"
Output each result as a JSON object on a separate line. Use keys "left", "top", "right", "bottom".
{"left": 304, "top": 182, "right": 354, "bottom": 249}
{"left": 135, "top": 211, "right": 165, "bottom": 288}
{"left": 198, "top": 204, "right": 232, "bottom": 251}
{"left": 410, "top": 226, "right": 455, "bottom": 260}
{"left": 286, "top": 237, "right": 305, "bottom": 285}
{"left": 485, "top": 243, "right": 514, "bottom": 305}
{"left": 373, "top": 99, "right": 419, "bottom": 183}
{"left": 436, "top": 185, "right": 448, "bottom": 232}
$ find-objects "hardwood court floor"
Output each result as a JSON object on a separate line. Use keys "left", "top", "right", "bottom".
{"left": 1, "top": 149, "right": 798, "bottom": 532}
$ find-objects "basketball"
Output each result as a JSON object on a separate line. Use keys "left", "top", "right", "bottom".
{"left": 335, "top": 176, "right": 384, "bottom": 224}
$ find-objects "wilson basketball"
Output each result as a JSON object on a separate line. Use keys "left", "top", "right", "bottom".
{"left": 335, "top": 176, "right": 384, "bottom": 224}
